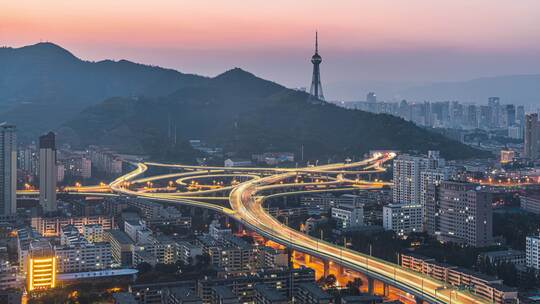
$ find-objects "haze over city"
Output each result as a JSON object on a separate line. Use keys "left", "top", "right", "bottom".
{"left": 3, "top": 0, "right": 540, "bottom": 100}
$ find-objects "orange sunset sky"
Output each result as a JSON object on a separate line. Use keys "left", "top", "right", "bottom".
{"left": 2, "top": 0, "right": 540, "bottom": 99}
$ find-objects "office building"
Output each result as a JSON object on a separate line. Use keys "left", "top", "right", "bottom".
{"left": 437, "top": 181, "right": 493, "bottom": 247}
{"left": 524, "top": 113, "right": 539, "bottom": 160}
{"left": 0, "top": 124, "right": 16, "bottom": 217}
{"left": 526, "top": 234, "right": 540, "bottom": 270}
{"left": 27, "top": 239, "right": 56, "bottom": 291}
{"left": 382, "top": 203, "right": 423, "bottom": 236}
{"left": 500, "top": 150, "right": 515, "bottom": 164}
{"left": 39, "top": 132, "right": 57, "bottom": 212}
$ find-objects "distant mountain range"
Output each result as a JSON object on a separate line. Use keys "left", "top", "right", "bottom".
{"left": 0, "top": 42, "right": 205, "bottom": 139}
{"left": 396, "top": 74, "right": 540, "bottom": 104}
{"left": 1, "top": 43, "right": 488, "bottom": 161}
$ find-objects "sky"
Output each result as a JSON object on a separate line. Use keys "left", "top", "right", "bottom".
{"left": 2, "top": 0, "right": 540, "bottom": 100}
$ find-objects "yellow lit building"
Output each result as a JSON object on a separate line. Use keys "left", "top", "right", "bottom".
{"left": 27, "top": 240, "right": 56, "bottom": 292}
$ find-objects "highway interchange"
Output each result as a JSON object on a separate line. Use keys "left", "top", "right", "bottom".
{"left": 20, "top": 152, "right": 490, "bottom": 304}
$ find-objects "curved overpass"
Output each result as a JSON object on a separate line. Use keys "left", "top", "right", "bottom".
{"left": 107, "top": 155, "right": 487, "bottom": 304}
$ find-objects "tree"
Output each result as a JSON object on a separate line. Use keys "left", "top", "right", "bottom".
{"left": 136, "top": 262, "right": 152, "bottom": 274}
{"left": 346, "top": 278, "right": 363, "bottom": 295}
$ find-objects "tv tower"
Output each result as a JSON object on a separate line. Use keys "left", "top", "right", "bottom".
{"left": 309, "top": 31, "right": 324, "bottom": 100}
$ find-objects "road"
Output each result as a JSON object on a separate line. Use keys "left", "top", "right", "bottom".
{"left": 26, "top": 154, "right": 488, "bottom": 304}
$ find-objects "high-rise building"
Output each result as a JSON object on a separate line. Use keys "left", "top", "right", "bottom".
{"left": 505, "top": 104, "right": 516, "bottom": 127}
{"left": 465, "top": 104, "right": 478, "bottom": 129}
{"left": 526, "top": 234, "right": 540, "bottom": 270}
{"left": 0, "top": 123, "right": 17, "bottom": 217}
{"left": 479, "top": 105, "right": 492, "bottom": 130}
{"left": 39, "top": 132, "right": 57, "bottom": 212}
{"left": 437, "top": 181, "right": 493, "bottom": 247}
{"left": 424, "top": 183, "right": 440, "bottom": 236}
{"left": 524, "top": 113, "right": 539, "bottom": 160}
{"left": 420, "top": 168, "right": 449, "bottom": 231}
{"left": 366, "top": 92, "right": 377, "bottom": 103}
{"left": 516, "top": 105, "right": 525, "bottom": 126}
{"left": 488, "top": 97, "right": 501, "bottom": 128}
{"left": 309, "top": 32, "right": 324, "bottom": 101}
{"left": 393, "top": 152, "right": 443, "bottom": 205}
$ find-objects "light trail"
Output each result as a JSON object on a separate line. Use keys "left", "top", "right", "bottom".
{"left": 17, "top": 152, "right": 489, "bottom": 304}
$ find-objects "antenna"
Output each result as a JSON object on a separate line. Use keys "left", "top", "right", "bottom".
{"left": 315, "top": 31, "right": 318, "bottom": 53}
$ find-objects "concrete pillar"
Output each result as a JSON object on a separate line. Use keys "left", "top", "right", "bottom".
{"left": 323, "top": 260, "right": 330, "bottom": 278}
{"left": 367, "top": 277, "right": 374, "bottom": 295}
{"left": 286, "top": 248, "right": 293, "bottom": 269}
{"left": 383, "top": 283, "right": 389, "bottom": 297}
{"left": 337, "top": 264, "right": 344, "bottom": 276}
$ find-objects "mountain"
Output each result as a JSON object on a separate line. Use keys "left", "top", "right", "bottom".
{"left": 58, "top": 68, "right": 488, "bottom": 161}
{"left": 397, "top": 74, "right": 540, "bottom": 104}
{"left": 0, "top": 42, "right": 206, "bottom": 140}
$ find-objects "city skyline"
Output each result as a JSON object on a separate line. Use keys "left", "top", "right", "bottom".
{"left": 3, "top": 1, "right": 540, "bottom": 100}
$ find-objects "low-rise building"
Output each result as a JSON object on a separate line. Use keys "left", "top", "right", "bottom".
{"left": 401, "top": 253, "right": 517, "bottom": 304}
{"left": 197, "top": 267, "right": 314, "bottom": 304}
{"left": 254, "top": 283, "right": 288, "bottom": 304}
{"left": 520, "top": 195, "right": 540, "bottom": 214}
{"left": 105, "top": 229, "right": 134, "bottom": 266}
{"left": 31, "top": 215, "right": 114, "bottom": 237}
{"left": 257, "top": 246, "right": 289, "bottom": 269}
{"left": 166, "top": 287, "right": 202, "bottom": 304}
{"left": 0, "top": 260, "right": 20, "bottom": 290}
{"left": 177, "top": 241, "right": 203, "bottom": 266}
{"left": 55, "top": 241, "right": 112, "bottom": 273}
{"left": 224, "top": 158, "right": 252, "bottom": 167}
{"left": 295, "top": 282, "right": 334, "bottom": 304}
{"left": 83, "top": 224, "right": 104, "bottom": 243}
{"left": 478, "top": 250, "right": 526, "bottom": 266}
{"left": 331, "top": 204, "right": 364, "bottom": 229}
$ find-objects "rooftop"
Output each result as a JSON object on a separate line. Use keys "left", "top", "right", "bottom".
{"left": 106, "top": 229, "right": 134, "bottom": 245}
{"left": 298, "top": 282, "right": 332, "bottom": 300}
